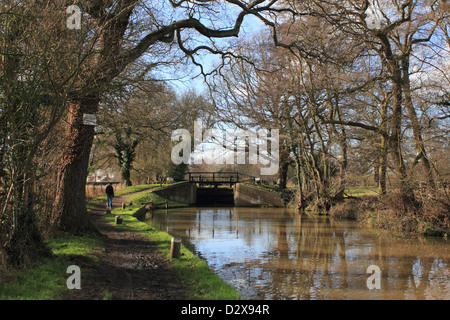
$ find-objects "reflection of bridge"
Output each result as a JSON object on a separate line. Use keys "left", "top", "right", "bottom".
{"left": 186, "top": 172, "right": 256, "bottom": 187}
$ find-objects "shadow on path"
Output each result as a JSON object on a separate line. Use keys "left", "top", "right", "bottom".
{"left": 68, "top": 190, "right": 188, "bottom": 300}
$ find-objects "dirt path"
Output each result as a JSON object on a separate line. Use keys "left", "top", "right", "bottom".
{"left": 68, "top": 191, "right": 188, "bottom": 300}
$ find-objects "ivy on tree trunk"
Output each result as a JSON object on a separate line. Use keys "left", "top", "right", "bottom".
{"left": 114, "top": 129, "right": 139, "bottom": 187}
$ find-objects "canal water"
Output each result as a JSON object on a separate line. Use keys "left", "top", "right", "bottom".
{"left": 145, "top": 207, "right": 450, "bottom": 300}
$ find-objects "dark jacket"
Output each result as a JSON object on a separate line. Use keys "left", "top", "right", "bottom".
{"left": 106, "top": 184, "right": 114, "bottom": 197}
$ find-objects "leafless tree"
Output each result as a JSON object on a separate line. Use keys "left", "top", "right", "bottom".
{"left": 0, "top": 0, "right": 86, "bottom": 266}
{"left": 51, "top": 0, "right": 294, "bottom": 233}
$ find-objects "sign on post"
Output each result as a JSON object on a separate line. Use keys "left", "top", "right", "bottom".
{"left": 83, "top": 114, "right": 97, "bottom": 126}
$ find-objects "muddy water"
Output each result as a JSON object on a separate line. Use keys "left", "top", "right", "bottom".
{"left": 145, "top": 207, "right": 450, "bottom": 300}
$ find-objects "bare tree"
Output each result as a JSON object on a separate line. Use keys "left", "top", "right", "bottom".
{"left": 51, "top": 0, "right": 290, "bottom": 233}
{"left": 294, "top": 0, "right": 449, "bottom": 208}
{"left": 0, "top": 0, "right": 84, "bottom": 266}
{"left": 96, "top": 80, "right": 209, "bottom": 186}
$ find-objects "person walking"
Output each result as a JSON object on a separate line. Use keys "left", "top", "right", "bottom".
{"left": 106, "top": 183, "right": 114, "bottom": 209}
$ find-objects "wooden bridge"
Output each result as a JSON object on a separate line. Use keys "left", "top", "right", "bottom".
{"left": 186, "top": 171, "right": 257, "bottom": 187}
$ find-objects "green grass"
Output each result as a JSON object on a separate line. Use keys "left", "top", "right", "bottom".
{"left": 241, "top": 183, "right": 283, "bottom": 195}
{"left": 0, "top": 234, "right": 103, "bottom": 300}
{"left": 344, "top": 186, "right": 379, "bottom": 197}
{"left": 106, "top": 197, "right": 242, "bottom": 300}
{"left": 126, "top": 189, "right": 190, "bottom": 208}
{"left": 1, "top": 184, "right": 241, "bottom": 300}
{"left": 0, "top": 184, "right": 157, "bottom": 300}
{"left": 244, "top": 184, "right": 380, "bottom": 198}
{"left": 87, "top": 183, "right": 164, "bottom": 206}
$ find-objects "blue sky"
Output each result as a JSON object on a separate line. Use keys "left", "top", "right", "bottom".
{"left": 161, "top": 14, "right": 267, "bottom": 95}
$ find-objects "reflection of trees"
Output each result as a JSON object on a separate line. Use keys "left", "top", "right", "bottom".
{"left": 288, "top": 215, "right": 346, "bottom": 299}
{"left": 411, "top": 258, "right": 431, "bottom": 300}
{"left": 252, "top": 212, "right": 345, "bottom": 299}
{"left": 366, "top": 233, "right": 448, "bottom": 300}
{"left": 147, "top": 207, "right": 450, "bottom": 300}
{"left": 245, "top": 212, "right": 449, "bottom": 300}
{"left": 333, "top": 219, "right": 348, "bottom": 291}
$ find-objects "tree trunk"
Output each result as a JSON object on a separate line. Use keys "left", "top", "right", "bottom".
{"left": 291, "top": 146, "right": 304, "bottom": 211}
{"left": 114, "top": 132, "right": 138, "bottom": 188}
{"left": 401, "top": 57, "right": 435, "bottom": 192}
{"left": 122, "top": 168, "right": 133, "bottom": 187}
{"left": 389, "top": 82, "right": 416, "bottom": 206}
{"left": 277, "top": 146, "right": 290, "bottom": 191}
{"left": 333, "top": 103, "right": 348, "bottom": 202}
{"left": 374, "top": 163, "right": 380, "bottom": 186}
{"left": 378, "top": 135, "right": 388, "bottom": 195}
{"left": 5, "top": 196, "right": 52, "bottom": 267}
{"left": 378, "top": 33, "right": 417, "bottom": 207}
{"left": 3, "top": 163, "right": 52, "bottom": 267}
{"left": 52, "top": 99, "right": 99, "bottom": 234}
{"left": 378, "top": 100, "right": 388, "bottom": 195}
{"left": 389, "top": 86, "right": 419, "bottom": 207}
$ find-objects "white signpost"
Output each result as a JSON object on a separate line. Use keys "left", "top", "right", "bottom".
{"left": 83, "top": 114, "right": 97, "bottom": 126}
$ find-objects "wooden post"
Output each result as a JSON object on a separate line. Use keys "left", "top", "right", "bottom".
{"left": 170, "top": 237, "right": 181, "bottom": 259}
{"left": 115, "top": 215, "right": 123, "bottom": 224}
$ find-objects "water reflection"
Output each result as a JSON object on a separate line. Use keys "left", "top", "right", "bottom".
{"left": 145, "top": 207, "right": 450, "bottom": 300}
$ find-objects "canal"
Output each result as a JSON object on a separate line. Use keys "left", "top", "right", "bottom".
{"left": 145, "top": 207, "right": 450, "bottom": 300}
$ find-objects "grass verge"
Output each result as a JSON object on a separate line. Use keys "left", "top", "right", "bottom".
{"left": 344, "top": 186, "right": 379, "bottom": 198}
{"left": 126, "top": 188, "right": 190, "bottom": 208}
{"left": 87, "top": 183, "right": 163, "bottom": 206}
{"left": 0, "top": 234, "right": 103, "bottom": 300}
{"left": 0, "top": 184, "right": 190, "bottom": 300}
{"left": 106, "top": 189, "right": 242, "bottom": 300}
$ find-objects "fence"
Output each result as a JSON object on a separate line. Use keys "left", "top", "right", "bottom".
{"left": 85, "top": 181, "right": 124, "bottom": 198}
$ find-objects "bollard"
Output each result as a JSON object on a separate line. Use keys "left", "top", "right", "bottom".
{"left": 170, "top": 237, "right": 181, "bottom": 259}
{"left": 115, "top": 215, "right": 123, "bottom": 224}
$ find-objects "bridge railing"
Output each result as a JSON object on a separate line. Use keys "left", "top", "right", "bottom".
{"left": 185, "top": 172, "right": 256, "bottom": 184}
